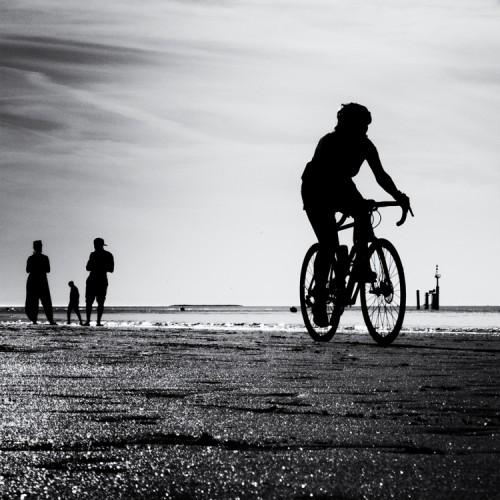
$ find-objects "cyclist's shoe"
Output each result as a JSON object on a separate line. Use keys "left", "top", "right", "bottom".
{"left": 332, "top": 278, "right": 348, "bottom": 306}
{"left": 364, "top": 269, "right": 378, "bottom": 283}
{"left": 312, "top": 301, "right": 329, "bottom": 327}
{"left": 354, "top": 264, "right": 377, "bottom": 283}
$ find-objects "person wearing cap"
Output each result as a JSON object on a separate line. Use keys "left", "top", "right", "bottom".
{"left": 25, "top": 240, "right": 57, "bottom": 325}
{"left": 301, "top": 102, "right": 410, "bottom": 327}
{"left": 84, "top": 238, "right": 114, "bottom": 326}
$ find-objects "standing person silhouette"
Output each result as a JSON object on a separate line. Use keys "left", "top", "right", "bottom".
{"left": 25, "top": 240, "right": 56, "bottom": 325}
{"left": 301, "top": 103, "right": 410, "bottom": 327}
{"left": 67, "top": 281, "right": 83, "bottom": 325}
{"left": 84, "top": 238, "right": 114, "bottom": 326}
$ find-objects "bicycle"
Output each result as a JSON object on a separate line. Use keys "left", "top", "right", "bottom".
{"left": 299, "top": 201, "right": 413, "bottom": 346}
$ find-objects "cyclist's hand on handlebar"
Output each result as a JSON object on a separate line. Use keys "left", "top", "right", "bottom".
{"left": 363, "top": 198, "right": 376, "bottom": 211}
{"left": 395, "top": 191, "right": 414, "bottom": 226}
{"left": 395, "top": 191, "right": 410, "bottom": 208}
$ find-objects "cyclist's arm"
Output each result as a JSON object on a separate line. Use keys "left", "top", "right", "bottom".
{"left": 366, "top": 141, "right": 407, "bottom": 203}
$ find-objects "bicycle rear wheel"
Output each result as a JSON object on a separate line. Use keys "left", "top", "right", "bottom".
{"left": 299, "top": 243, "right": 343, "bottom": 342}
{"left": 360, "top": 238, "right": 406, "bottom": 346}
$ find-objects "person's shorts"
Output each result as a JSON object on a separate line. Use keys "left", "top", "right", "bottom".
{"left": 85, "top": 277, "right": 108, "bottom": 305}
{"left": 302, "top": 177, "right": 364, "bottom": 213}
{"left": 303, "top": 179, "right": 373, "bottom": 246}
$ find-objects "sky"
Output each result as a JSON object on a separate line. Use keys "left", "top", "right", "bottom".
{"left": 0, "top": 0, "right": 499, "bottom": 306}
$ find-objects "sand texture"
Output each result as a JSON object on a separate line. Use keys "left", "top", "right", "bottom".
{"left": 0, "top": 325, "right": 499, "bottom": 499}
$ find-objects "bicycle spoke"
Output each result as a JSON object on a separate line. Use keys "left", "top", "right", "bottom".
{"left": 361, "top": 239, "right": 406, "bottom": 345}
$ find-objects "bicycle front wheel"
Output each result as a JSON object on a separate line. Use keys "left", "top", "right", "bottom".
{"left": 360, "top": 238, "right": 406, "bottom": 346}
{"left": 299, "top": 243, "right": 343, "bottom": 342}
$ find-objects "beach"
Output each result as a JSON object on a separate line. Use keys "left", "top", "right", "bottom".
{"left": 0, "top": 318, "right": 499, "bottom": 499}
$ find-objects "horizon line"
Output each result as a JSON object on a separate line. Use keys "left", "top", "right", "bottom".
{"left": 1, "top": 304, "right": 499, "bottom": 309}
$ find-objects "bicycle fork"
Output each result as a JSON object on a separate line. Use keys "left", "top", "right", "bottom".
{"left": 368, "top": 244, "right": 394, "bottom": 302}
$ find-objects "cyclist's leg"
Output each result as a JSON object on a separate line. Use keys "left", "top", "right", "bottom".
{"left": 335, "top": 181, "right": 374, "bottom": 280}
{"left": 305, "top": 205, "right": 339, "bottom": 325}
{"left": 305, "top": 205, "right": 339, "bottom": 289}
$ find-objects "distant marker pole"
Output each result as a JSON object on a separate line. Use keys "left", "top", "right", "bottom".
{"left": 435, "top": 265, "right": 441, "bottom": 310}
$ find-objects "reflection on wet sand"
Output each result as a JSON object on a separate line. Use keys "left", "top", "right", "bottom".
{"left": 0, "top": 324, "right": 499, "bottom": 498}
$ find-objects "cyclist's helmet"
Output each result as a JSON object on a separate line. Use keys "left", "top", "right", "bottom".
{"left": 337, "top": 103, "right": 372, "bottom": 126}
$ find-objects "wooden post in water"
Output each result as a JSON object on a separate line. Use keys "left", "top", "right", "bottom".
{"left": 424, "top": 292, "right": 429, "bottom": 310}
{"left": 416, "top": 290, "right": 420, "bottom": 310}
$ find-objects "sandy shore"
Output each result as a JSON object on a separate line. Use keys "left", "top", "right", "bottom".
{"left": 0, "top": 324, "right": 499, "bottom": 499}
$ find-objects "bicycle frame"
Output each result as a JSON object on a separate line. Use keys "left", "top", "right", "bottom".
{"left": 328, "top": 229, "right": 360, "bottom": 308}
{"left": 328, "top": 201, "right": 409, "bottom": 308}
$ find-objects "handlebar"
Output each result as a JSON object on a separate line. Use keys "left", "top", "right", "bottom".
{"left": 335, "top": 201, "right": 414, "bottom": 230}
{"left": 372, "top": 201, "right": 414, "bottom": 226}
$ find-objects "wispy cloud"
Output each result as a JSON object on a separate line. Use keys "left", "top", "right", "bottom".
{"left": 0, "top": 0, "right": 499, "bottom": 305}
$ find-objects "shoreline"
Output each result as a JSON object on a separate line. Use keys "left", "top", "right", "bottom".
{"left": 1, "top": 304, "right": 499, "bottom": 310}
{"left": 1, "top": 322, "right": 499, "bottom": 336}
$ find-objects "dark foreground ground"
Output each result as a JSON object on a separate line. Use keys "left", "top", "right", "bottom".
{"left": 0, "top": 325, "right": 499, "bottom": 499}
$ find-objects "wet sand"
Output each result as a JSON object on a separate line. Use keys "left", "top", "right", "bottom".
{"left": 0, "top": 324, "right": 499, "bottom": 499}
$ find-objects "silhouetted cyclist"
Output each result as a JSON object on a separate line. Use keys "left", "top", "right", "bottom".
{"left": 301, "top": 103, "right": 410, "bottom": 327}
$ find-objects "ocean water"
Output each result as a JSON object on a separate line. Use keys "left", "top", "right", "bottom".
{"left": 1, "top": 305, "right": 498, "bottom": 334}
